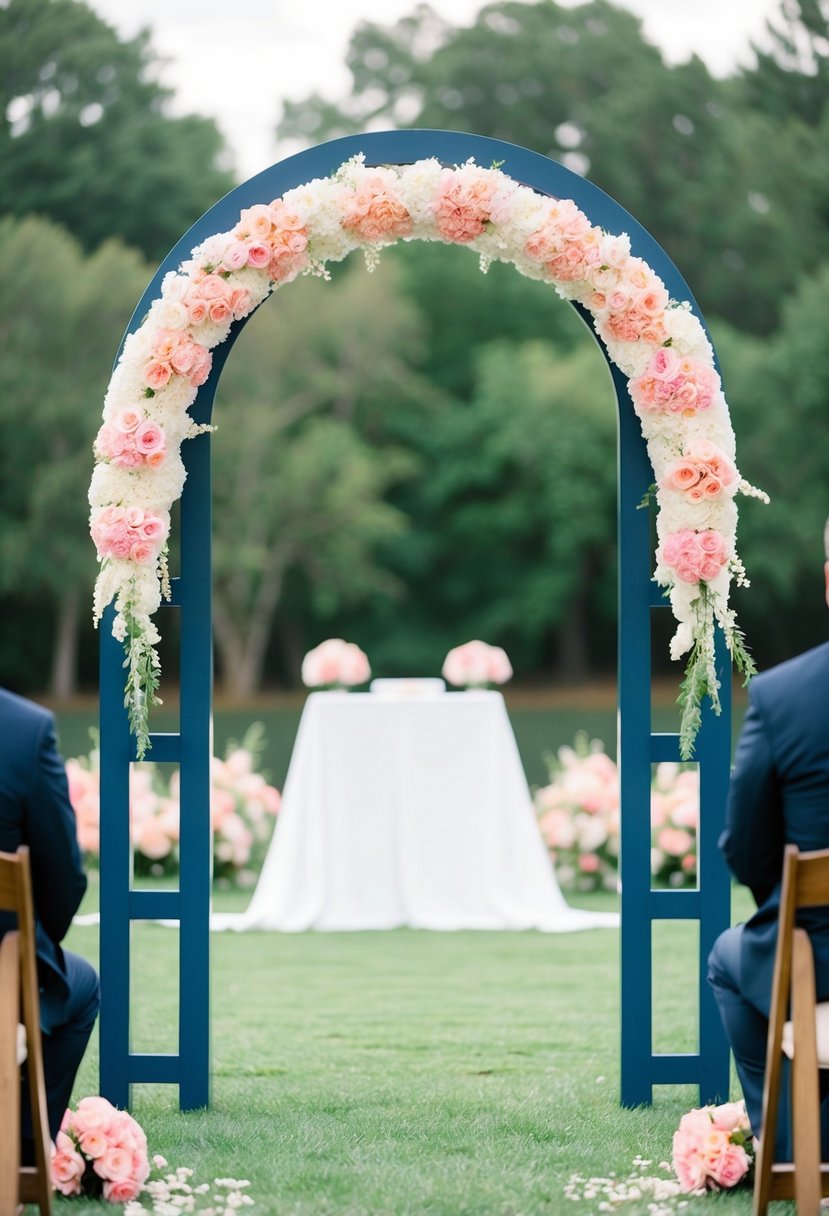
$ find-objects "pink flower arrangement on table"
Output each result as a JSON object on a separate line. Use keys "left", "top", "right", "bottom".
{"left": 535, "top": 735, "right": 699, "bottom": 891}
{"left": 66, "top": 725, "right": 280, "bottom": 884}
{"left": 441, "top": 639, "right": 513, "bottom": 689}
{"left": 52, "top": 1095, "right": 149, "bottom": 1202}
{"left": 89, "top": 153, "right": 766, "bottom": 759}
{"left": 301, "top": 638, "right": 371, "bottom": 689}
{"left": 672, "top": 1100, "right": 754, "bottom": 1193}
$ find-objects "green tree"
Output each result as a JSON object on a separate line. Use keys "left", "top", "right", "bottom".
{"left": 0, "top": 215, "right": 151, "bottom": 696}
{"left": 278, "top": 0, "right": 829, "bottom": 334}
{"left": 345, "top": 333, "right": 618, "bottom": 680}
{"left": 713, "top": 262, "right": 829, "bottom": 665}
{"left": 210, "top": 260, "right": 441, "bottom": 695}
{"left": 0, "top": 0, "right": 235, "bottom": 260}
{"left": 742, "top": 0, "right": 829, "bottom": 125}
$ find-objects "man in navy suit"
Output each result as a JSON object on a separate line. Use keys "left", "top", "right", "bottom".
{"left": 0, "top": 687, "right": 99, "bottom": 1152}
{"left": 708, "top": 518, "right": 829, "bottom": 1153}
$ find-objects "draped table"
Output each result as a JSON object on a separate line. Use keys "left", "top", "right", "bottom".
{"left": 214, "top": 688, "right": 617, "bottom": 933}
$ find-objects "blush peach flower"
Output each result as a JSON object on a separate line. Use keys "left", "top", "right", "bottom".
{"left": 660, "top": 529, "right": 729, "bottom": 584}
{"left": 441, "top": 640, "right": 513, "bottom": 688}
{"left": 53, "top": 1095, "right": 150, "bottom": 1203}
{"left": 340, "top": 172, "right": 413, "bottom": 242}
{"left": 432, "top": 164, "right": 498, "bottom": 243}
{"left": 672, "top": 1100, "right": 753, "bottom": 1193}
{"left": 301, "top": 638, "right": 371, "bottom": 688}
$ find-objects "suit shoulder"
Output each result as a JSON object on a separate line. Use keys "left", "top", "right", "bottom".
{"left": 0, "top": 689, "right": 53, "bottom": 738}
{"left": 750, "top": 641, "right": 829, "bottom": 708}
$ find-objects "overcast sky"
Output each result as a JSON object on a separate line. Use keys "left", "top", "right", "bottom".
{"left": 85, "top": 0, "right": 784, "bottom": 181}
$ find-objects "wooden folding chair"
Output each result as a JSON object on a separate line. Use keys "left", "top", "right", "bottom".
{"left": 0, "top": 847, "right": 52, "bottom": 1216}
{"left": 754, "top": 843, "right": 829, "bottom": 1215}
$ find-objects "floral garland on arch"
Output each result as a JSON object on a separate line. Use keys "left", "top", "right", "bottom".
{"left": 89, "top": 154, "right": 766, "bottom": 759}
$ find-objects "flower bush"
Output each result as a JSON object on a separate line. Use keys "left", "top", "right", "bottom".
{"left": 534, "top": 733, "right": 698, "bottom": 891}
{"left": 441, "top": 639, "right": 513, "bottom": 689}
{"left": 301, "top": 637, "right": 371, "bottom": 688}
{"left": 52, "top": 1096, "right": 149, "bottom": 1201}
{"left": 66, "top": 724, "right": 280, "bottom": 885}
{"left": 88, "top": 153, "right": 766, "bottom": 760}
{"left": 672, "top": 1100, "right": 754, "bottom": 1193}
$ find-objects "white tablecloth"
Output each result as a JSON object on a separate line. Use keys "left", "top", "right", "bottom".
{"left": 214, "top": 690, "right": 617, "bottom": 933}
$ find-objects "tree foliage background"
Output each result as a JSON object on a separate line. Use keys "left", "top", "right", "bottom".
{"left": 1, "top": 0, "right": 827, "bottom": 697}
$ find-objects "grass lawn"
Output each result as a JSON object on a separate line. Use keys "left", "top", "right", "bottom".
{"left": 57, "top": 882, "right": 772, "bottom": 1216}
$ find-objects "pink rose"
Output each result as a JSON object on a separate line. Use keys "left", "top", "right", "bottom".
{"left": 152, "top": 331, "right": 178, "bottom": 361}
{"left": 135, "top": 420, "right": 165, "bottom": 456}
{"left": 143, "top": 360, "right": 172, "bottom": 390}
{"left": 51, "top": 1149, "right": 85, "bottom": 1196}
{"left": 228, "top": 287, "right": 252, "bottom": 319}
{"left": 129, "top": 540, "right": 156, "bottom": 564}
{"left": 246, "top": 242, "right": 271, "bottom": 268}
{"left": 660, "top": 460, "right": 702, "bottom": 492}
{"left": 637, "top": 284, "right": 669, "bottom": 316}
{"left": 114, "top": 407, "right": 142, "bottom": 433}
{"left": 75, "top": 1094, "right": 117, "bottom": 1132}
{"left": 235, "top": 203, "right": 273, "bottom": 241}
{"left": 698, "top": 530, "right": 728, "bottom": 559}
{"left": 221, "top": 239, "right": 249, "bottom": 271}
{"left": 187, "top": 298, "right": 209, "bottom": 324}
{"left": 710, "top": 1101, "right": 750, "bottom": 1134}
{"left": 103, "top": 1178, "right": 142, "bottom": 1203}
{"left": 78, "top": 1128, "right": 108, "bottom": 1158}
{"left": 93, "top": 1145, "right": 135, "bottom": 1181}
{"left": 433, "top": 165, "right": 497, "bottom": 243}
{"left": 340, "top": 175, "right": 413, "bottom": 241}
{"left": 139, "top": 514, "right": 167, "bottom": 542}
{"left": 650, "top": 348, "right": 681, "bottom": 381}
{"left": 209, "top": 297, "right": 232, "bottom": 324}
{"left": 709, "top": 1143, "right": 751, "bottom": 1189}
{"left": 169, "top": 336, "right": 197, "bottom": 374}
{"left": 195, "top": 273, "right": 227, "bottom": 300}
{"left": 186, "top": 346, "right": 212, "bottom": 387}
{"left": 672, "top": 1147, "right": 707, "bottom": 1193}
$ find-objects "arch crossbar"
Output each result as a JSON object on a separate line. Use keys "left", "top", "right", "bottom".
{"left": 98, "top": 129, "right": 731, "bottom": 1111}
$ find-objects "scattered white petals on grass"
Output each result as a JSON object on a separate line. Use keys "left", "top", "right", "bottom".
{"left": 132, "top": 1166, "right": 256, "bottom": 1216}
{"left": 565, "top": 1163, "right": 685, "bottom": 1212}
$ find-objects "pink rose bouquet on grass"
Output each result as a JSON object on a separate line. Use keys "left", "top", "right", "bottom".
{"left": 672, "top": 1100, "right": 754, "bottom": 1193}
{"left": 441, "top": 640, "right": 513, "bottom": 689}
{"left": 52, "top": 1096, "right": 149, "bottom": 1202}
{"left": 301, "top": 638, "right": 371, "bottom": 689}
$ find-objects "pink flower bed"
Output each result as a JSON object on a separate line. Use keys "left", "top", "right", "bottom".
{"left": 66, "top": 725, "right": 280, "bottom": 885}
{"left": 534, "top": 735, "right": 698, "bottom": 891}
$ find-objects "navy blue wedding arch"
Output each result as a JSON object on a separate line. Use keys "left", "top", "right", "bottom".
{"left": 98, "top": 129, "right": 732, "bottom": 1112}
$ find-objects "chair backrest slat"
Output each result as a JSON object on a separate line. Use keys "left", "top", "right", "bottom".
{"left": 0, "top": 852, "right": 23, "bottom": 911}
{"left": 794, "top": 849, "right": 829, "bottom": 909}
{"left": 0, "top": 845, "right": 52, "bottom": 1216}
